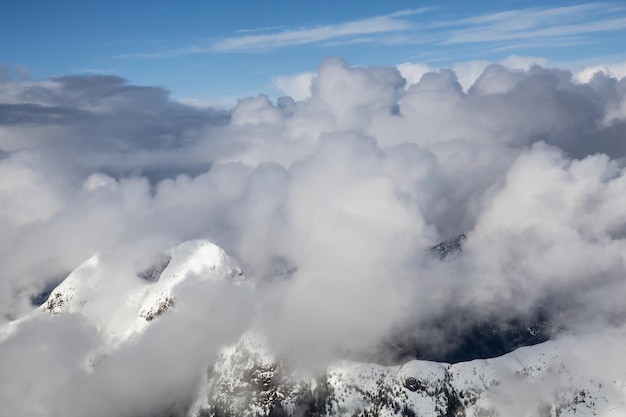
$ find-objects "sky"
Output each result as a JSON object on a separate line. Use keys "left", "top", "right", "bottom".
{"left": 2, "top": 0, "right": 626, "bottom": 105}
{"left": 2, "top": 2, "right": 626, "bottom": 416}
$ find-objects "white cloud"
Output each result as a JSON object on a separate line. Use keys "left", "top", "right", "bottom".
{"left": 575, "top": 60, "right": 626, "bottom": 83}
{"left": 499, "top": 54, "right": 548, "bottom": 70}
{"left": 444, "top": 3, "right": 626, "bottom": 44}
{"left": 211, "top": 9, "right": 433, "bottom": 52}
{"left": 396, "top": 62, "right": 433, "bottom": 88}
{"left": 118, "top": 3, "right": 626, "bottom": 63}
{"left": 120, "top": 9, "right": 431, "bottom": 58}
{"left": 397, "top": 55, "right": 550, "bottom": 92}
{"left": 273, "top": 72, "right": 314, "bottom": 101}
{"left": 2, "top": 57, "right": 626, "bottom": 415}
{"left": 452, "top": 60, "right": 492, "bottom": 91}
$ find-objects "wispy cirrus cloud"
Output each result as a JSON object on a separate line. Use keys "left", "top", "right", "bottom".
{"left": 443, "top": 3, "right": 626, "bottom": 44}
{"left": 118, "top": 8, "right": 434, "bottom": 58}
{"left": 118, "top": 45, "right": 213, "bottom": 59}
{"left": 211, "top": 9, "right": 433, "bottom": 52}
{"left": 119, "top": 3, "right": 626, "bottom": 59}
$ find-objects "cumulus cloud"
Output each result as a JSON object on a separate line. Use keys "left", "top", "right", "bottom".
{"left": 1, "top": 57, "right": 626, "bottom": 414}
{"left": 575, "top": 60, "right": 626, "bottom": 83}
{"left": 273, "top": 72, "right": 315, "bottom": 101}
{"left": 398, "top": 55, "right": 551, "bottom": 91}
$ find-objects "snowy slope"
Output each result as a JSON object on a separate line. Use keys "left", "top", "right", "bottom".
{"left": 2, "top": 240, "right": 244, "bottom": 348}
{"left": 190, "top": 330, "right": 626, "bottom": 417}
{"left": 3, "top": 239, "right": 626, "bottom": 417}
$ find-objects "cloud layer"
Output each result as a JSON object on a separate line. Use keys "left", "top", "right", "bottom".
{"left": 1, "top": 58, "right": 626, "bottom": 415}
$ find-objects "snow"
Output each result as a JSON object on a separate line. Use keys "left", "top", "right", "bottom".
{"left": 39, "top": 254, "right": 103, "bottom": 315}
{"left": 3, "top": 238, "right": 626, "bottom": 416}
{"left": 126, "top": 239, "right": 245, "bottom": 338}
{"left": 5, "top": 239, "right": 245, "bottom": 349}
{"left": 192, "top": 327, "right": 626, "bottom": 417}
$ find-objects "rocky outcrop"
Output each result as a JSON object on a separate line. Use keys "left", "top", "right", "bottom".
{"left": 189, "top": 331, "right": 621, "bottom": 417}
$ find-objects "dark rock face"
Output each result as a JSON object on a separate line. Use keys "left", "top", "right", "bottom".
{"left": 137, "top": 255, "right": 172, "bottom": 283}
{"left": 361, "top": 234, "right": 551, "bottom": 365}
{"left": 141, "top": 296, "right": 176, "bottom": 322}
{"left": 30, "top": 276, "right": 67, "bottom": 306}
{"left": 197, "top": 356, "right": 478, "bottom": 417}
{"left": 407, "top": 314, "right": 551, "bottom": 364}
{"left": 403, "top": 377, "right": 423, "bottom": 392}
{"left": 44, "top": 291, "right": 72, "bottom": 314}
{"left": 430, "top": 234, "right": 466, "bottom": 259}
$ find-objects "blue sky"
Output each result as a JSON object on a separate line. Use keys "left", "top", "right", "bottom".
{"left": 2, "top": 0, "right": 626, "bottom": 105}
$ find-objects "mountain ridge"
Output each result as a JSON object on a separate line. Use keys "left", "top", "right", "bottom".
{"left": 2, "top": 238, "right": 625, "bottom": 417}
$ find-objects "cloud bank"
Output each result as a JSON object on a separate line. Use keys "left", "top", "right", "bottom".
{"left": 1, "top": 58, "right": 626, "bottom": 415}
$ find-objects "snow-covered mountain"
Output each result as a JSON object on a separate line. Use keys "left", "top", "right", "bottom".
{"left": 0, "top": 240, "right": 244, "bottom": 347}
{"left": 42, "top": 239, "right": 244, "bottom": 342}
{"left": 2, "top": 238, "right": 625, "bottom": 417}
{"left": 188, "top": 329, "right": 626, "bottom": 417}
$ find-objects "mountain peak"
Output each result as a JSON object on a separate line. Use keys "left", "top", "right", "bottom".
{"left": 35, "top": 239, "right": 245, "bottom": 345}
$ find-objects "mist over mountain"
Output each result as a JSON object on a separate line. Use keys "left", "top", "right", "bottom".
{"left": 2, "top": 58, "right": 626, "bottom": 416}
